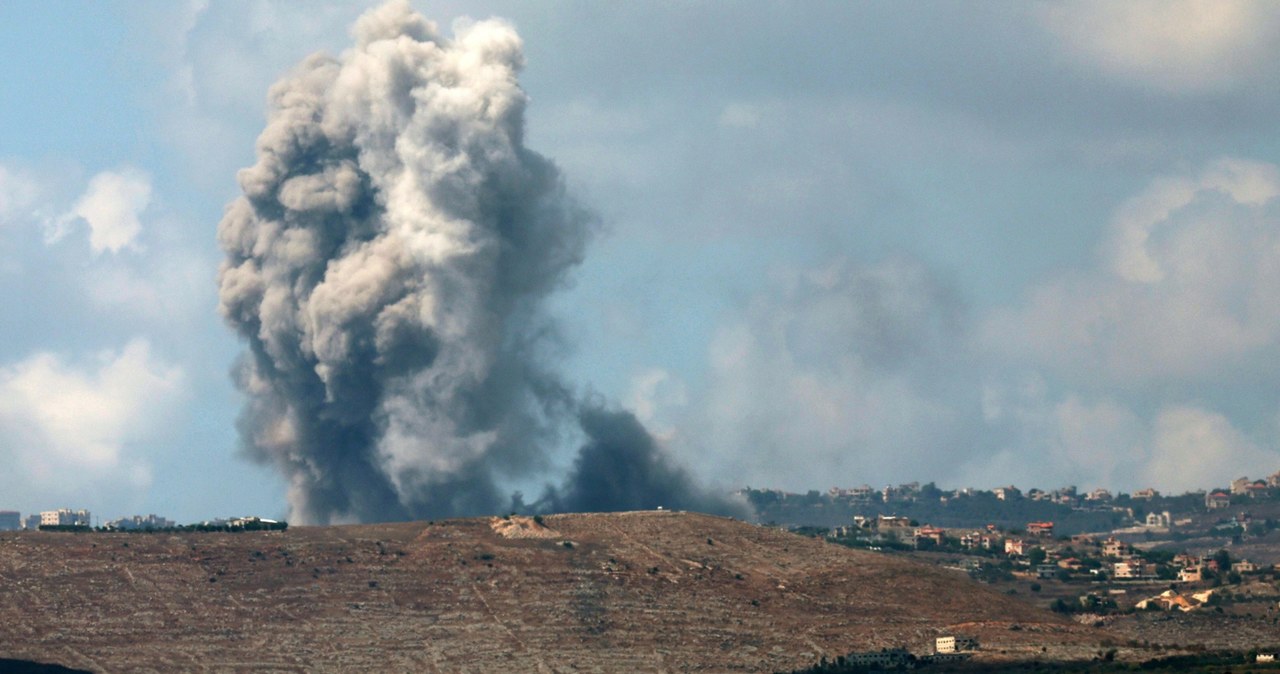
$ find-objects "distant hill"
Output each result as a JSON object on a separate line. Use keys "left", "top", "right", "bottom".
{"left": 0, "top": 511, "right": 1100, "bottom": 672}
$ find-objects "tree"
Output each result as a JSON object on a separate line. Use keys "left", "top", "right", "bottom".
{"left": 1028, "top": 547, "right": 1047, "bottom": 566}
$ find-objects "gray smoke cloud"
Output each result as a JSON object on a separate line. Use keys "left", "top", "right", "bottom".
{"left": 533, "top": 406, "right": 751, "bottom": 518}
{"left": 217, "top": 1, "right": 741, "bottom": 524}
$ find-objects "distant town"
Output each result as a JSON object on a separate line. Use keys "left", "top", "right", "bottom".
{"left": 741, "top": 468, "right": 1280, "bottom": 632}
{"left": 0, "top": 509, "right": 284, "bottom": 532}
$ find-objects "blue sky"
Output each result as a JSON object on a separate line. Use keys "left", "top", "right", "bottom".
{"left": 3, "top": 1, "right": 1280, "bottom": 523}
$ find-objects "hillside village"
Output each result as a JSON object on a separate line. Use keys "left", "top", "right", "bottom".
{"left": 746, "top": 470, "right": 1280, "bottom": 630}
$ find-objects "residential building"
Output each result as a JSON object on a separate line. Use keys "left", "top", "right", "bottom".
{"left": 23, "top": 514, "right": 40, "bottom": 530}
{"left": 914, "top": 526, "right": 945, "bottom": 547}
{"left": 1026, "top": 521, "right": 1054, "bottom": 537}
{"left": 1114, "top": 560, "right": 1156, "bottom": 580}
{"left": 1205, "top": 491, "right": 1231, "bottom": 509}
{"left": 1102, "top": 537, "right": 1128, "bottom": 558}
{"left": 1135, "top": 590, "right": 1198, "bottom": 612}
{"left": 935, "top": 636, "right": 978, "bottom": 654}
{"left": 959, "top": 531, "right": 996, "bottom": 551}
{"left": 1145, "top": 511, "right": 1172, "bottom": 528}
{"left": 1178, "top": 566, "right": 1204, "bottom": 583}
{"left": 849, "top": 485, "right": 875, "bottom": 501}
{"left": 1132, "top": 488, "right": 1159, "bottom": 499}
{"left": 0, "top": 511, "right": 19, "bottom": 531}
{"left": 1230, "top": 476, "right": 1251, "bottom": 495}
{"left": 1086, "top": 488, "right": 1113, "bottom": 501}
{"left": 1004, "top": 538, "right": 1026, "bottom": 556}
{"left": 1268, "top": 471, "right": 1280, "bottom": 488}
{"left": 40, "top": 509, "right": 91, "bottom": 527}
{"left": 1036, "top": 564, "right": 1059, "bottom": 579}
{"left": 877, "top": 515, "right": 913, "bottom": 530}
{"left": 993, "top": 486, "right": 1021, "bottom": 501}
{"left": 106, "top": 514, "right": 175, "bottom": 530}
{"left": 1232, "top": 559, "right": 1258, "bottom": 574}
{"left": 1051, "top": 486, "right": 1079, "bottom": 505}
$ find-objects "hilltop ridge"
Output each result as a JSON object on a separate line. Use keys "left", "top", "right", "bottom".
{"left": 0, "top": 510, "right": 1096, "bottom": 672}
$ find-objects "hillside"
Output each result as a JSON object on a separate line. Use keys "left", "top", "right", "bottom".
{"left": 0, "top": 511, "right": 1099, "bottom": 672}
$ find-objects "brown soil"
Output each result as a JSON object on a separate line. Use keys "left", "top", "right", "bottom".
{"left": 0, "top": 511, "right": 1102, "bottom": 672}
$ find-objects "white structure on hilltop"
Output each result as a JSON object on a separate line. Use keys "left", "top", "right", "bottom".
{"left": 40, "top": 509, "right": 91, "bottom": 527}
{"left": 106, "top": 514, "right": 175, "bottom": 530}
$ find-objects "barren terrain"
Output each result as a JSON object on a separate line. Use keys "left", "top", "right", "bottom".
{"left": 0, "top": 511, "right": 1099, "bottom": 672}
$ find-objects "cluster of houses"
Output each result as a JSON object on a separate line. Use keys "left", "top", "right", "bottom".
{"left": 1203, "top": 474, "right": 1280, "bottom": 509}
{"left": 0, "top": 509, "right": 288, "bottom": 533}
{"left": 816, "top": 470, "right": 1280, "bottom": 510}
{"left": 0, "top": 509, "right": 181, "bottom": 531}
{"left": 821, "top": 482, "right": 1125, "bottom": 507}
{"left": 833, "top": 513, "right": 1268, "bottom": 591}
{"left": 106, "top": 514, "right": 176, "bottom": 530}
{"left": 0, "top": 508, "right": 94, "bottom": 530}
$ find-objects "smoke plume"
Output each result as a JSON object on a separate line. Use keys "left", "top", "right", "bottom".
{"left": 537, "top": 406, "right": 748, "bottom": 516}
{"left": 217, "top": 1, "right": 741, "bottom": 524}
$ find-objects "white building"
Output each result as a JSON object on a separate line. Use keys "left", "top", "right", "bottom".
{"left": 106, "top": 514, "right": 175, "bottom": 530}
{"left": 936, "top": 635, "right": 979, "bottom": 654}
{"left": 40, "top": 509, "right": 91, "bottom": 527}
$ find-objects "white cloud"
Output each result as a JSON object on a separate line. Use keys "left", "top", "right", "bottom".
{"left": 1040, "top": 0, "right": 1280, "bottom": 94}
{"left": 0, "top": 164, "right": 41, "bottom": 226}
{"left": 984, "top": 158, "right": 1280, "bottom": 384}
{"left": 0, "top": 339, "right": 183, "bottom": 499}
{"left": 50, "top": 168, "right": 153, "bottom": 254}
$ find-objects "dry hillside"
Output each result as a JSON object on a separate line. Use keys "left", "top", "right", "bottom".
{"left": 0, "top": 511, "right": 1100, "bottom": 672}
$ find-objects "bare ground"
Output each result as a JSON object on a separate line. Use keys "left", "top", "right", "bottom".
{"left": 0, "top": 511, "right": 1102, "bottom": 673}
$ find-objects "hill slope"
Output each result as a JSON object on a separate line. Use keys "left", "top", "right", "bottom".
{"left": 0, "top": 511, "right": 1096, "bottom": 672}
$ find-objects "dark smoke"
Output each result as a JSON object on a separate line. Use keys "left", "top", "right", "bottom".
{"left": 536, "top": 406, "right": 751, "bottom": 517}
{"left": 217, "top": 1, "right": 744, "bottom": 524}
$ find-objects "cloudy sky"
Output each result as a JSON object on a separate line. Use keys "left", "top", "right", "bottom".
{"left": 3, "top": 0, "right": 1280, "bottom": 523}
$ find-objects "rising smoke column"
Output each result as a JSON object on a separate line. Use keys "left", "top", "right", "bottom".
{"left": 218, "top": 1, "right": 743, "bottom": 524}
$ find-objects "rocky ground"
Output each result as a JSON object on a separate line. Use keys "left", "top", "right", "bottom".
{"left": 0, "top": 511, "right": 1100, "bottom": 673}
